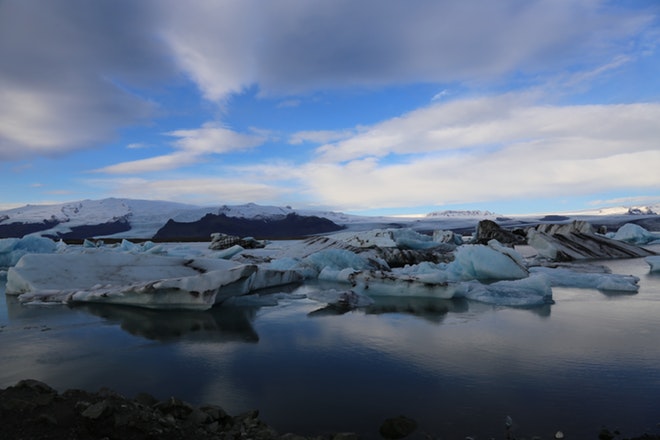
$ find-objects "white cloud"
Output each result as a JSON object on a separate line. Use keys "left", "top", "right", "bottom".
{"left": 95, "top": 123, "right": 266, "bottom": 174}
{"left": 167, "top": 123, "right": 265, "bottom": 154}
{"left": 94, "top": 95, "right": 660, "bottom": 211}
{"left": 88, "top": 177, "right": 289, "bottom": 206}
{"left": 280, "top": 96, "right": 660, "bottom": 210}
{"left": 315, "top": 96, "right": 660, "bottom": 163}
{"left": 289, "top": 129, "right": 355, "bottom": 146}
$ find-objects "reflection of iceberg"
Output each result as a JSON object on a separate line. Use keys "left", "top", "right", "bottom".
{"left": 364, "top": 296, "right": 469, "bottom": 323}
{"left": 75, "top": 303, "right": 259, "bottom": 342}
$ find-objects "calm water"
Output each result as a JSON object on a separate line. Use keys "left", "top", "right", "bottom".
{"left": 1, "top": 256, "right": 660, "bottom": 439}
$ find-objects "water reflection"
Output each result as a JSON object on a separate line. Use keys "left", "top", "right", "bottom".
{"left": 306, "top": 296, "right": 472, "bottom": 322}
{"left": 74, "top": 303, "right": 260, "bottom": 343}
{"left": 308, "top": 293, "right": 552, "bottom": 320}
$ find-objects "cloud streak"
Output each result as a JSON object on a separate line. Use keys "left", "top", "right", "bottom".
{"left": 95, "top": 123, "right": 266, "bottom": 174}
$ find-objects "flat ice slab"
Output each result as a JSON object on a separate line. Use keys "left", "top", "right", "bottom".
{"left": 6, "top": 251, "right": 257, "bottom": 310}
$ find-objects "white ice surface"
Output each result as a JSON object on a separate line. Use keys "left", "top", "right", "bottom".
{"left": 0, "top": 236, "right": 58, "bottom": 268}
{"left": 608, "top": 223, "right": 660, "bottom": 245}
{"left": 529, "top": 266, "right": 640, "bottom": 292}
{"left": 460, "top": 274, "right": 553, "bottom": 307}
{"left": 645, "top": 256, "right": 660, "bottom": 272}
{"left": 6, "top": 252, "right": 259, "bottom": 309}
{"left": 450, "top": 242, "right": 529, "bottom": 281}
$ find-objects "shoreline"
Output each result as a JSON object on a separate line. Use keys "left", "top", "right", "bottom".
{"left": 2, "top": 379, "right": 659, "bottom": 440}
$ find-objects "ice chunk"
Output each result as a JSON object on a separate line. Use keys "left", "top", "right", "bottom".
{"left": 0, "top": 236, "right": 57, "bottom": 268}
{"left": 646, "top": 256, "right": 660, "bottom": 272}
{"left": 347, "top": 270, "right": 462, "bottom": 299}
{"left": 6, "top": 251, "right": 259, "bottom": 310}
{"left": 306, "top": 289, "right": 374, "bottom": 309}
{"left": 529, "top": 266, "right": 640, "bottom": 292}
{"left": 212, "top": 244, "right": 245, "bottom": 259}
{"left": 450, "top": 242, "right": 528, "bottom": 281}
{"left": 328, "top": 228, "right": 439, "bottom": 250}
{"left": 609, "top": 223, "right": 660, "bottom": 245}
{"left": 460, "top": 274, "right": 553, "bottom": 307}
{"left": 301, "top": 249, "right": 375, "bottom": 278}
{"left": 432, "top": 229, "right": 463, "bottom": 245}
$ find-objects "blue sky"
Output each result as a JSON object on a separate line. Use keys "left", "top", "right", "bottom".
{"left": 1, "top": 0, "right": 659, "bottom": 216}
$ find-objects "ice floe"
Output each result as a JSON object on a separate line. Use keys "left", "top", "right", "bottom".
{"left": 529, "top": 266, "right": 640, "bottom": 292}
{"left": 460, "top": 274, "right": 553, "bottom": 307}
{"left": 5, "top": 251, "right": 301, "bottom": 310}
{"left": 1, "top": 221, "right": 656, "bottom": 310}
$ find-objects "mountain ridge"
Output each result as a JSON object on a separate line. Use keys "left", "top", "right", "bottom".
{"left": 0, "top": 197, "right": 658, "bottom": 240}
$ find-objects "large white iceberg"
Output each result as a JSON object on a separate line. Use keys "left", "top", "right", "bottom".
{"left": 450, "top": 242, "right": 528, "bottom": 281}
{"left": 5, "top": 251, "right": 301, "bottom": 310}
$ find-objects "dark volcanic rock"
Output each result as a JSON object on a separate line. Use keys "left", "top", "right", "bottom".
{"left": 1, "top": 379, "right": 348, "bottom": 440}
{"left": 154, "top": 213, "right": 344, "bottom": 240}
{"left": 539, "top": 215, "right": 571, "bottom": 222}
{"left": 0, "top": 219, "right": 60, "bottom": 239}
{"left": 50, "top": 218, "right": 132, "bottom": 240}
{"left": 379, "top": 415, "right": 418, "bottom": 439}
{"left": 473, "top": 219, "right": 526, "bottom": 246}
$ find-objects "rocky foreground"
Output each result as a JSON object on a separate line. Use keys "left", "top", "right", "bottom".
{"left": 0, "top": 379, "right": 412, "bottom": 440}
{"left": 2, "top": 379, "right": 660, "bottom": 440}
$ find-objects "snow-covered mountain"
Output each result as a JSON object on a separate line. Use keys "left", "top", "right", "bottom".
{"left": 0, "top": 198, "right": 367, "bottom": 239}
{"left": 0, "top": 198, "right": 658, "bottom": 240}
{"left": 425, "top": 210, "right": 500, "bottom": 218}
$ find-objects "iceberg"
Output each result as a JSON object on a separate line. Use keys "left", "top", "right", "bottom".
{"left": 529, "top": 266, "right": 640, "bottom": 292}
{"left": 460, "top": 274, "right": 553, "bottom": 307}
{"left": 450, "top": 242, "right": 528, "bottom": 281}
{"left": 645, "top": 256, "right": 660, "bottom": 272}
{"left": 608, "top": 223, "right": 660, "bottom": 245}
{"left": 527, "top": 221, "right": 655, "bottom": 261}
{"left": 5, "top": 251, "right": 300, "bottom": 310}
{"left": 306, "top": 289, "right": 374, "bottom": 309}
{"left": 0, "top": 236, "right": 58, "bottom": 268}
{"left": 328, "top": 228, "right": 439, "bottom": 250}
{"left": 347, "top": 270, "right": 463, "bottom": 299}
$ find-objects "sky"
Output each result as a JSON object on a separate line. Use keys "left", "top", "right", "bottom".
{"left": 0, "top": 0, "right": 659, "bottom": 216}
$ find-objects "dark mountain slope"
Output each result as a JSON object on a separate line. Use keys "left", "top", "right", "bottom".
{"left": 153, "top": 213, "right": 344, "bottom": 240}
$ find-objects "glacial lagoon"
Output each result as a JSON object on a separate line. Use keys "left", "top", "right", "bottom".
{"left": 1, "top": 255, "right": 660, "bottom": 439}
